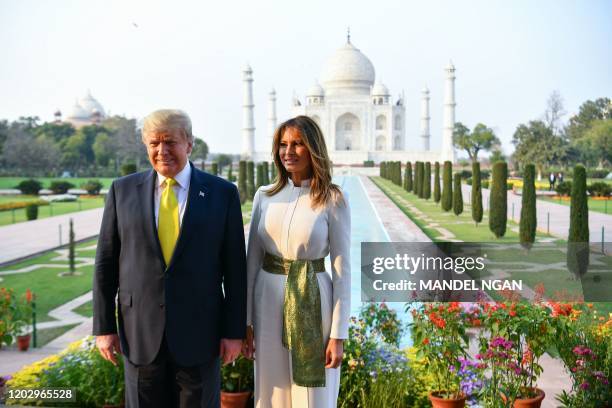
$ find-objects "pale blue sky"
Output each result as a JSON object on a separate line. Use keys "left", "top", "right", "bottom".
{"left": 1, "top": 0, "right": 610, "bottom": 156}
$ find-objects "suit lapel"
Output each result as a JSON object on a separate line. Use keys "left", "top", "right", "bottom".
{"left": 168, "top": 163, "right": 210, "bottom": 269}
{"left": 138, "top": 169, "right": 166, "bottom": 268}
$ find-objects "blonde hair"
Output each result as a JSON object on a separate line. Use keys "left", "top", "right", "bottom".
{"left": 141, "top": 109, "right": 193, "bottom": 142}
{"left": 268, "top": 115, "right": 344, "bottom": 208}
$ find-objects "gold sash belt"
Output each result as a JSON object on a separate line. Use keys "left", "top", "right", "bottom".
{"left": 262, "top": 252, "right": 326, "bottom": 387}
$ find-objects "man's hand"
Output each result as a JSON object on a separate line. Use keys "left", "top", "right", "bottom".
{"left": 325, "top": 338, "right": 344, "bottom": 369}
{"left": 241, "top": 325, "right": 255, "bottom": 360}
{"left": 96, "top": 334, "right": 121, "bottom": 366}
{"left": 220, "top": 338, "right": 242, "bottom": 365}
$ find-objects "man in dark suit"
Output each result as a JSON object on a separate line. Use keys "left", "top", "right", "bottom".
{"left": 93, "top": 109, "right": 246, "bottom": 407}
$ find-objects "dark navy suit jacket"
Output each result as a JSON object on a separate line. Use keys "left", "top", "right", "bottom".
{"left": 93, "top": 163, "right": 246, "bottom": 366}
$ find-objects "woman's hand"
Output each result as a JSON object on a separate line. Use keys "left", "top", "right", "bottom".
{"left": 242, "top": 325, "right": 255, "bottom": 359}
{"left": 325, "top": 338, "right": 344, "bottom": 368}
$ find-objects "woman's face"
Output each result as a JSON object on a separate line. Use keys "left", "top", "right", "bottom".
{"left": 279, "top": 127, "right": 312, "bottom": 180}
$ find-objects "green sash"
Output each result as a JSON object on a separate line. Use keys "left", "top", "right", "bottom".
{"left": 262, "top": 252, "right": 326, "bottom": 387}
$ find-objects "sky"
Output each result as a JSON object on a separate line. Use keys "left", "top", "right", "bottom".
{"left": 0, "top": 0, "right": 610, "bottom": 156}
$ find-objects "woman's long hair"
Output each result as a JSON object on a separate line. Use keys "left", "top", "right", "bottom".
{"left": 267, "top": 115, "right": 343, "bottom": 208}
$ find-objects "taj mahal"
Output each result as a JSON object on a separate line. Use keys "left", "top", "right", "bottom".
{"left": 242, "top": 34, "right": 457, "bottom": 165}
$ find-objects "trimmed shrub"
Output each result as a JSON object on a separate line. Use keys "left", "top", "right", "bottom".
{"left": 441, "top": 161, "right": 452, "bottom": 211}
{"left": 433, "top": 162, "right": 441, "bottom": 203}
{"left": 380, "top": 162, "right": 385, "bottom": 178}
{"left": 226, "top": 163, "right": 235, "bottom": 182}
{"left": 556, "top": 181, "right": 572, "bottom": 197}
{"left": 489, "top": 161, "right": 508, "bottom": 238}
{"left": 256, "top": 163, "right": 264, "bottom": 189}
{"left": 520, "top": 164, "right": 537, "bottom": 249}
{"left": 587, "top": 169, "right": 609, "bottom": 179}
{"left": 270, "top": 161, "right": 277, "bottom": 182}
{"left": 567, "top": 165, "right": 590, "bottom": 278}
{"left": 471, "top": 162, "right": 483, "bottom": 225}
{"left": 263, "top": 161, "right": 270, "bottom": 185}
{"left": 482, "top": 180, "right": 490, "bottom": 189}
{"left": 15, "top": 179, "right": 42, "bottom": 195}
{"left": 363, "top": 160, "right": 375, "bottom": 167}
{"left": 405, "top": 162, "right": 413, "bottom": 192}
{"left": 68, "top": 218, "right": 76, "bottom": 274}
{"left": 587, "top": 182, "right": 611, "bottom": 197}
{"left": 453, "top": 173, "right": 463, "bottom": 215}
{"left": 413, "top": 162, "right": 419, "bottom": 195}
{"left": 459, "top": 170, "right": 472, "bottom": 180}
{"left": 50, "top": 181, "right": 75, "bottom": 194}
{"left": 247, "top": 161, "right": 255, "bottom": 200}
{"left": 121, "top": 163, "right": 137, "bottom": 176}
{"left": 423, "top": 162, "right": 431, "bottom": 200}
{"left": 417, "top": 162, "right": 425, "bottom": 198}
{"left": 25, "top": 203, "right": 38, "bottom": 220}
{"left": 81, "top": 180, "right": 103, "bottom": 195}
{"left": 211, "top": 162, "right": 219, "bottom": 176}
{"left": 238, "top": 160, "right": 247, "bottom": 204}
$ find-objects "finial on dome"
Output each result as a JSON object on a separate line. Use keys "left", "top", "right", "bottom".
{"left": 347, "top": 27, "right": 351, "bottom": 44}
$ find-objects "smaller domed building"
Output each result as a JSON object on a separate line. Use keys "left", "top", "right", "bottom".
{"left": 56, "top": 91, "right": 106, "bottom": 128}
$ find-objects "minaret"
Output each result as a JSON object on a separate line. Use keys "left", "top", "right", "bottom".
{"left": 441, "top": 61, "right": 456, "bottom": 163}
{"left": 242, "top": 64, "right": 255, "bottom": 159}
{"left": 420, "top": 86, "right": 431, "bottom": 151}
{"left": 267, "top": 88, "right": 277, "bottom": 152}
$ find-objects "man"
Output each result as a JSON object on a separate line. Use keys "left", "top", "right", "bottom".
{"left": 93, "top": 109, "right": 246, "bottom": 407}
{"left": 549, "top": 172, "right": 556, "bottom": 191}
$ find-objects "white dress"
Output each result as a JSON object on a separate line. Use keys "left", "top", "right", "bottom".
{"left": 246, "top": 179, "right": 351, "bottom": 408}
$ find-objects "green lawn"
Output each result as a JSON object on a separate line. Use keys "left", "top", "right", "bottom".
{"left": 0, "top": 177, "right": 116, "bottom": 189}
{"left": 539, "top": 196, "right": 611, "bottom": 215}
{"left": 0, "top": 196, "right": 105, "bottom": 226}
{"left": 35, "top": 323, "right": 80, "bottom": 347}
{"left": 74, "top": 300, "right": 93, "bottom": 318}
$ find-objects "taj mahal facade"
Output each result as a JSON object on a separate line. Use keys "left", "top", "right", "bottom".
{"left": 242, "top": 35, "right": 457, "bottom": 165}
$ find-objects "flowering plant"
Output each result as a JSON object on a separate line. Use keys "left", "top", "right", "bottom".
{"left": 409, "top": 302, "right": 469, "bottom": 399}
{"left": 221, "top": 355, "right": 253, "bottom": 392}
{"left": 476, "top": 301, "right": 553, "bottom": 404}
{"left": 12, "top": 289, "right": 34, "bottom": 336}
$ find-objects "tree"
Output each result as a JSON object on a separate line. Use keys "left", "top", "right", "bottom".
{"left": 92, "top": 133, "right": 114, "bottom": 167}
{"left": 256, "top": 163, "right": 264, "bottom": 189}
{"left": 423, "top": 162, "right": 431, "bottom": 200}
{"left": 1, "top": 126, "right": 61, "bottom": 176}
{"left": 567, "top": 165, "right": 589, "bottom": 278}
{"left": 103, "top": 116, "right": 146, "bottom": 168}
{"left": 575, "top": 119, "right": 612, "bottom": 168}
{"left": 191, "top": 138, "right": 209, "bottom": 161}
{"left": 238, "top": 160, "right": 247, "bottom": 203}
{"left": 453, "top": 173, "right": 463, "bottom": 215}
{"left": 270, "top": 161, "right": 277, "bottom": 182}
{"left": 471, "top": 162, "right": 483, "bottom": 226}
{"left": 512, "top": 120, "right": 566, "bottom": 178}
{"left": 405, "top": 162, "right": 413, "bottom": 192}
{"left": 216, "top": 154, "right": 233, "bottom": 173}
{"left": 417, "top": 162, "right": 424, "bottom": 198}
{"left": 489, "top": 148, "right": 506, "bottom": 164}
{"left": 395, "top": 161, "right": 402, "bottom": 186}
{"left": 453, "top": 122, "right": 501, "bottom": 162}
{"left": 226, "top": 163, "right": 234, "bottom": 182}
{"left": 263, "top": 161, "right": 270, "bottom": 185}
{"left": 519, "top": 164, "right": 537, "bottom": 249}
{"left": 211, "top": 162, "right": 218, "bottom": 176}
{"left": 433, "top": 162, "right": 441, "bottom": 203}
{"left": 489, "top": 162, "right": 508, "bottom": 238}
{"left": 566, "top": 97, "right": 611, "bottom": 142}
{"left": 121, "top": 163, "right": 137, "bottom": 175}
{"left": 441, "top": 161, "right": 453, "bottom": 211}
{"left": 34, "top": 122, "right": 75, "bottom": 144}
{"left": 247, "top": 161, "right": 255, "bottom": 199}
{"left": 543, "top": 90, "right": 566, "bottom": 136}
{"left": 68, "top": 218, "right": 76, "bottom": 275}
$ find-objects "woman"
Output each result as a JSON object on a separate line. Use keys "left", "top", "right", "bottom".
{"left": 243, "top": 115, "right": 351, "bottom": 407}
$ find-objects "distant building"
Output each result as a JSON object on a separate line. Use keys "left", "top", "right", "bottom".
{"left": 55, "top": 90, "right": 106, "bottom": 128}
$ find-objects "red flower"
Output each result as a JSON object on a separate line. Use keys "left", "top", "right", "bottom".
{"left": 26, "top": 289, "right": 33, "bottom": 303}
{"left": 422, "top": 338, "right": 430, "bottom": 345}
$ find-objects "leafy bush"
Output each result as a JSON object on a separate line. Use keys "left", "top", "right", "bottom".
{"left": 15, "top": 179, "right": 42, "bottom": 195}
{"left": 80, "top": 180, "right": 103, "bottom": 195}
{"left": 49, "top": 180, "right": 75, "bottom": 194}
{"left": 587, "top": 169, "right": 609, "bottom": 179}
{"left": 121, "top": 163, "right": 137, "bottom": 176}
{"left": 556, "top": 181, "right": 573, "bottom": 197}
{"left": 25, "top": 203, "right": 38, "bottom": 220}
{"left": 363, "top": 160, "right": 375, "bottom": 167}
{"left": 587, "top": 182, "right": 611, "bottom": 197}
{"left": 221, "top": 355, "right": 254, "bottom": 392}
{"left": 482, "top": 180, "right": 490, "bottom": 189}
{"left": 0, "top": 200, "right": 48, "bottom": 211}
{"left": 466, "top": 178, "right": 472, "bottom": 185}
{"left": 459, "top": 170, "right": 472, "bottom": 180}
{"left": 6, "top": 337, "right": 125, "bottom": 407}
{"left": 507, "top": 182, "right": 514, "bottom": 191}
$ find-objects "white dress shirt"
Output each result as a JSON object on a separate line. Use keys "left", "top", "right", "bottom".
{"left": 154, "top": 162, "right": 191, "bottom": 228}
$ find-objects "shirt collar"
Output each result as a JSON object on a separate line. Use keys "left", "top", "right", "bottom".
{"left": 288, "top": 177, "right": 311, "bottom": 188}
{"left": 157, "top": 162, "right": 191, "bottom": 189}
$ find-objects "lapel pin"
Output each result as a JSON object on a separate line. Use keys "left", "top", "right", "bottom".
{"left": 199, "top": 191, "right": 206, "bottom": 198}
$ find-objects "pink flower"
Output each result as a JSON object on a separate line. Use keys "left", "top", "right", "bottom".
{"left": 579, "top": 382, "right": 590, "bottom": 390}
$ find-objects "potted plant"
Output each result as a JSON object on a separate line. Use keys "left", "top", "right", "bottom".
{"left": 410, "top": 302, "right": 469, "bottom": 407}
{"left": 221, "top": 355, "right": 253, "bottom": 408}
{"left": 476, "top": 301, "right": 552, "bottom": 407}
{"left": 13, "top": 289, "right": 34, "bottom": 351}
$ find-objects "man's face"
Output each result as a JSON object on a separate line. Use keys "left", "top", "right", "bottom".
{"left": 144, "top": 129, "right": 193, "bottom": 178}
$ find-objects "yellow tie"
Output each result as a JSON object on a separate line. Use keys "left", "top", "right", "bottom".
{"left": 158, "top": 178, "right": 179, "bottom": 265}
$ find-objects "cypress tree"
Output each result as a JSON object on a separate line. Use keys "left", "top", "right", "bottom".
{"left": 263, "top": 161, "right": 270, "bottom": 185}
{"left": 247, "top": 161, "right": 255, "bottom": 200}
{"left": 416, "top": 162, "right": 423, "bottom": 197}
{"left": 238, "top": 160, "right": 247, "bottom": 203}
{"left": 424, "top": 162, "right": 431, "bottom": 200}
{"left": 270, "top": 161, "right": 277, "bottom": 182}
{"left": 69, "top": 218, "right": 75, "bottom": 275}
{"left": 519, "top": 164, "right": 536, "bottom": 249}
{"left": 489, "top": 161, "right": 508, "bottom": 238}
{"left": 226, "top": 162, "right": 233, "bottom": 182}
{"left": 433, "top": 162, "right": 441, "bottom": 203}
{"left": 396, "top": 161, "right": 402, "bottom": 186}
{"left": 453, "top": 173, "right": 463, "bottom": 215}
{"left": 403, "top": 163, "right": 409, "bottom": 190}
{"left": 419, "top": 162, "right": 425, "bottom": 198}
{"left": 441, "top": 161, "right": 453, "bottom": 211}
{"left": 380, "top": 162, "right": 385, "bottom": 178}
{"left": 567, "top": 165, "right": 589, "bottom": 278}
{"left": 211, "top": 162, "right": 218, "bottom": 176}
{"left": 471, "top": 161, "right": 483, "bottom": 226}
{"left": 200, "top": 161, "right": 206, "bottom": 172}
{"left": 256, "top": 163, "right": 264, "bottom": 189}
{"left": 413, "top": 162, "right": 419, "bottom": 194}
{"left": 406, "top": 162, "right": 413, "bottom": 192}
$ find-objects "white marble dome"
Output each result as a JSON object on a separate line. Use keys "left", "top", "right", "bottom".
{"left": 78, "top": 91, "right": 106, "bottom": 117}
{"left": 306, "top": 81, "right": 325, "bottom": 97}
{"left": 371, "top": 81, "right": 389, "bottom": 96}
{"left": 321, "top": 41, "right": 375, "bottom": 96}
{"left": 66, "top": 100, "right": 90, "bottom": 119}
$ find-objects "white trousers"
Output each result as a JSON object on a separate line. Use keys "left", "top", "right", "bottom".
{"left": 253, "top": 269, "right": 340, "bottom": 408}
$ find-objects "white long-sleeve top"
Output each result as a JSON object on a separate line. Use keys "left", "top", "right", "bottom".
{"left": 246, "top": 178, "right": 351, "bottom": 339}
